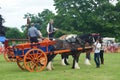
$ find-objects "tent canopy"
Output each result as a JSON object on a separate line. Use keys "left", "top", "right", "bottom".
{"left": 103, "top": 37, "right": 115, "bottom": 43}
{"left": 0, "top": 36, "right": 6, "bottom": 42}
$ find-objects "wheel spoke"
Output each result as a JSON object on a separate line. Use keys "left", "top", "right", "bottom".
{"left": 26, "top": 61, "right": 34, "bottom": 68}
{"left": 28, "top": 54, "right": 34, "bottom": 59}
{"left": 17, "top": 58, "right": 26, "bottom": 70}
{"left": 33, "top": 53, "right": 36, "bottom": 59}
{"left": 31, "top": 64, "right": 36, "bottom": 71}
{"left": 21, "top": 63, "right": 24, "bottom": 67}
{"left": 36, "top": 64, "right": 39, "bottom": 71}
{"left": 25, "top": 57, "right": 32, "bottom": 60}
{"left": 19, "top": 62, "right": 24, "bottom": 68}
{"left": 37, "top": 53, "right": 43, "bottom": 59}
{"left": 35, "top": 53, "right": 38, "bottom": 58}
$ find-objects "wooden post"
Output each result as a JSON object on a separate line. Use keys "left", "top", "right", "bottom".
{"left": 26, "top": 17, "right": 31, "bottom": 39}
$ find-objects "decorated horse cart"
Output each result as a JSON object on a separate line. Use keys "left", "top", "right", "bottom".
{"left": 3, "top": 38, "right": 92, "bottom": 72}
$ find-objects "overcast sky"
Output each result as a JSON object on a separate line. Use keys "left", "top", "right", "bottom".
{"left": 0, "top": 0, "right": 55, "bottom": 31}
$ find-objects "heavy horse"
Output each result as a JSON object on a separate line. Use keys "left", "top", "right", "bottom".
{"left": 59, "top": 33, "right": 102, "bottom": 66}
{"left": 46, "top": 33, "right": 99, "bottom": 70}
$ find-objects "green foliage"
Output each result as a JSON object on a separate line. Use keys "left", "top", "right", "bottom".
{"left": 5, "top": 27, "right": 24, "bottom": 39}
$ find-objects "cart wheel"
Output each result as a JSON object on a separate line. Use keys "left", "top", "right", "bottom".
{"left": 4, "top": 47, "right": 16, "bottom": 62}
{"left": 16, "top": 57, "right": 26, "bottom": 70}
{"left": 24, "top": 48, "right": 47, "bottom": 72}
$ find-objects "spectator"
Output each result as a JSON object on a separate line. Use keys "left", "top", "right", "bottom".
{"left": 100, "top": 41, "right": 105, "bottom": 64}
{"left": 93, "top": 39, "right": 101, "bottom": 68}
{"left": 110, "top": 41, "right": 115, "bottom": 53}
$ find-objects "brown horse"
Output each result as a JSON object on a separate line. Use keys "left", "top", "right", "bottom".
{"left": 46, "top": 34, "right": 94, "bottom": 70}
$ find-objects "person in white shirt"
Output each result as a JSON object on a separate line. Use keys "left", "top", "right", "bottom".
{"left": 93, "top": 39, "right": 101, "bottom": 68}
{"left": 46, "top": 19, "right": 55, "bottom": 40}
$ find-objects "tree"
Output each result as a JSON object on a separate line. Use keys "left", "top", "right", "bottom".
{"left": 53, "top": 0, "right": 120, "bottom": 40}
{"left": 54, "top": 0, "right": 110, "bottom": 33}
{"left": 5, "top": 27, "right": 24, "bottom": 39}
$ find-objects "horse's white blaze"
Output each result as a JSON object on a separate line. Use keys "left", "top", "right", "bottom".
{"left": 46, "top": 61, "right": 52, "bottom": 70}
{"left": 61, "top": 59, "right": 66, "bottom": 66}
{"left": 84, "top": 59, "right": 91, "bottom": 65}
{"left": 75, "top": 61, "right": 80, "bottom": 69}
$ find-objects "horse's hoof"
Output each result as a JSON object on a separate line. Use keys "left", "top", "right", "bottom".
{"left": 85, "top": 62, "right": 91, "bottom": 65}
{"left": 75, "top": 67, "right": 80, "bottom": 69}
{"left": 46, "top": 68, "right": 52, "bottom": 71}
{"left": 84, "top": 59, "right": 91, "bottom": 65}
{"left": 72, "top": 67, "right": 80, "bottom": 69}
{"left": 61, "top": 61, "right": 66, "bottom": 66}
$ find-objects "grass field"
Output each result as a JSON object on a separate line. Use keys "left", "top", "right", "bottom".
{"left": 0, "top": 53, "right": 120, "bottom": 80}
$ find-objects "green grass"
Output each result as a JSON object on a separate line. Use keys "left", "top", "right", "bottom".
{"left": 0, "top": 53, "right": 120, "bottom": 80}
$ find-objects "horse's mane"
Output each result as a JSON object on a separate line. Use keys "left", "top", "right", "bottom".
{"left": 59, "top": 33, "right": 102, "bottom": 45}
{"left": 59, "top": 34, "right": 77, "bottom": 43}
